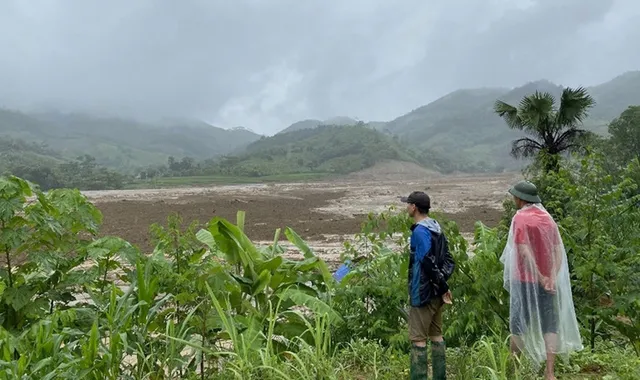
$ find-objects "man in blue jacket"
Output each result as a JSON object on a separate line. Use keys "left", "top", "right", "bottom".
{"left": 401, "top": 191, "right": 455, "bottom": 380}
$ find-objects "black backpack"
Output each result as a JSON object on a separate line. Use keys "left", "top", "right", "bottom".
{"left": 426, "top": 231, "right": 456, "bottom": 289}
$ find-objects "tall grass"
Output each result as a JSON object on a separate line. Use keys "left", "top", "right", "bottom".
{"left": 1, "top": 175, "right": 639, "bottom": 379}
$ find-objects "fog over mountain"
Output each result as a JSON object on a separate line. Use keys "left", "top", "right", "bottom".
{"left": 1, "top": 0, "right": 639, "bottom": 134}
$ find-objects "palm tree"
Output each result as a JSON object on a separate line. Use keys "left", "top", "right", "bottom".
{"left": 494, "top": 87, "right": 596, "bottom": 172}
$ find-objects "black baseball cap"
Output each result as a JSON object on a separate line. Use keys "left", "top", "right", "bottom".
{"left": 400, "top": 191, "right": 431, "bottom": 210}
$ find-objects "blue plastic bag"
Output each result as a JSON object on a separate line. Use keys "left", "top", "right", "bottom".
{"left": 333, "top": 260, "right": 352, "bottom": 282}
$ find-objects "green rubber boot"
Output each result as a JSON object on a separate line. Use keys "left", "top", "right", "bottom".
{"left": 431, "top": 340, "right": 446, "bottom": 380}
{"left": 410, "top": 344, "right": 428, "bottom": 379}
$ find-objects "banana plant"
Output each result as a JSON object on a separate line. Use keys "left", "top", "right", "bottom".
{"left": 196, "top": 211, "right": 341, "bottom": 350}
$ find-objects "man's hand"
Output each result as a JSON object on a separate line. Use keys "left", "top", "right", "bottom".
{"left": 540, "top": 276, "right": 556, "bottom": 294}
{"left": 442, "top": 290, "right": 453, "bottom": 305}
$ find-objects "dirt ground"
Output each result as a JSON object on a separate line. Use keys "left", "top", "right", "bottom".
{"left": 84, "top": 161, "right": 521, "bottom": 266}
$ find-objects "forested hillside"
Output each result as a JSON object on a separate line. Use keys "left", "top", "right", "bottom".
{"left": 377, "top": 72, "right": 640, "bottom": 170}
{"left": 589, "top": 71, "right": 640, "bottom": 123}
{"left": 0, "top": 110, "right": 261, "bottom": 171}
{"left": 2, "top": 70, "right": 640, "bottom": 187}
{"left": 210, "top": 125, "right": 420, "bottom": 177}
{"left": 276, "top": 71, "right": 640, "bottom": 172}
{"left": 0, "top": 136, "right": 125, "bottom": 190}
{"left": 381, "top": 81, "right": 564, "bottom": 171}
{"left": 277, "top": 116, "right": 360, "bottom": 135}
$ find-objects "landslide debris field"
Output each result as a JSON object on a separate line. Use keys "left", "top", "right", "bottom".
{"left": 86, "top": 163, "right": 520, "bottom": 268}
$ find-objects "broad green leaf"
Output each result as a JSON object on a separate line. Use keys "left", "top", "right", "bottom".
{"left": 195, "top": 229, "right": 216, "bottom": 250}
{"left": 269, "top": 272, "right": 285, "bottom": 290}
{"left": 87, "top": 236, "right": 138, "bottom": 263}
{"left": 4, "top": 286, "right": 35, "bottom": 311}
{"left": 284, "top": 227, "right": 334, "bottom": 287}
{"left": 293, "top": 257, "right": 320, "bottom": 272}
{"left": 279, "top": 287, "right": 342, "bottom": 323}
{"left": 284, "top": 227, "right": 314, "bottom": 259}
{"left": 252, "top": 269, "right": 272, "bottom": 295}
{"left": 256, "top": 256, "right": 283, "bottom": 273}
{"left": 208, "top": 216, "right": 263, "bottom": 269}
{"left": 236, "top": 210, "right": 245, "bottom": 232}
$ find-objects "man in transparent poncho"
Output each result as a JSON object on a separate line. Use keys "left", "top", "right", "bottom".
{"left": 500, "top": 181, "right": 582, "bottom": 380}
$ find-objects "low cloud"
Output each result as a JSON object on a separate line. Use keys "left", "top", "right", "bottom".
{"left": 0, "top": 0, "right": 637, "bottom": 134}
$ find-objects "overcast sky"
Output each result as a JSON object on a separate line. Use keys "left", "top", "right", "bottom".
{"left": 1, "top": 0, "right": 639, "bottom": 135}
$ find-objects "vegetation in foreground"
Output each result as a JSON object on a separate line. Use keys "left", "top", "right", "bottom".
{"left": 1, "top": 145, "right": 639, "bottom": 378}
{"left": 0, "top": 86, "right": 639, "bottom": 378}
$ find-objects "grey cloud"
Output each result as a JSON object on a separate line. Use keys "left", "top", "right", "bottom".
{"left": 0, "top": 0, "right": 638, "bottom": 135}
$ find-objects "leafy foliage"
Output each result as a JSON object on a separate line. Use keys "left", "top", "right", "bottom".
{"left": 331, "top": 209, "right": 412, "bottom": 347}
{"left": 524, "top": 153, "right": 640, "bottom": 354}
{"left": 0, "top": 176, "right": 103, "bottom": 330}
{"left": 0, "top": 109, "right": 261, "bottom": 172}
{"left": 164, "top": 125, "right": 424, "bottom": 178}
{"left": 0, "top": 142, "right": 127, "bottom": 190}
{"left": 0, "top": 176, "right": 346, "bottom": 377}
{"left": 330, "top": 207, "right": 510, "bottom": 349}
{"left": 444, "top": 222, "right": 510, "bottom": 347}
{"left": 607, "top": 105, "right": 640, "bottom": 165}
{"left": 494, "top": 87, "right": 596, "bottom": 171}
{"left": 3, "top": 96, "right": 640, "bottom": 374}
{"left": 0, "top": 169, "right": 639, "bottom": 378}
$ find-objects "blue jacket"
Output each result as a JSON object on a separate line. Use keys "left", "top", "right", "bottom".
{"left": 408, "top": 218, "right": 455, "bottom": 307}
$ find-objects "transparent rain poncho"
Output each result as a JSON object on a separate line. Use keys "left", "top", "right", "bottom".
{"left": 500, "top": 203, "right": 583, "bottom": 364}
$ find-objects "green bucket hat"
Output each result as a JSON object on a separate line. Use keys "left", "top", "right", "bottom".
{"left": 508, "top": 180, "right": 542, "bottom": 204}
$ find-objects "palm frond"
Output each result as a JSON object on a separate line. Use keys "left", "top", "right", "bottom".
{"left": 517, "top": 91, "right": 556, "bottom": 135}
{"left": 519, "top": 91, "right": 556, "bottom": 115}
{"left": 493, "top": 100, "right": 524, "bottom": 130}
{"left": 511, "top": 137, "right": 544, "bottom": 159}
{"left": 555, "top": 87, "right": 596, "bottom": 129}
{"left": 554, "top": 128, "right": 591, "bottom": 153}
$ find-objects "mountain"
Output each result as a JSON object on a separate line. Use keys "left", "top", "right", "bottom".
{"left": 0, "top": 137, "right": 65, "bottom": 174}
{"left": 270, "top": 71, "right": 640, "bottom": 172}
{"left": 278, "top": 119, "right": 323, "bottom": 134}
{"left": 0, "top": 136, "right": 127, "bottom": 190}
{"left": 213, "top": 124, "right": 423, "bottom": 177}
{"left": 4, "top": 70, "right": 640, "bottom": 178}
{"left": 382, "top": 87, "right": 510, "bottom": 136}
{"left": 324, "top": 116, "right": 359, "bottom": 126}
{"left": 277, "top": 116, "right": 359, "bottom": 134}
{"left": 588, "top": 71, "right": 640, "bottom": 129}
{"left": 0, "top": 110, "right": 262, "bottom": 171}
{"left": 382, "top": 86, "right": 524, "bottom": 170}
{"left": 380, "top": 72, "right": 640, "bottom": 170}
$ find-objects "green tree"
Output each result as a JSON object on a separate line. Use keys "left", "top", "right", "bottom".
{"left": 494, "top": 87, "right": 596, "bottom": 172}
{"left": 608, "top": 105, "right": 640, "bottom": 165}
{"left": 0, "top": 176, "right": 104, "bottom": 330}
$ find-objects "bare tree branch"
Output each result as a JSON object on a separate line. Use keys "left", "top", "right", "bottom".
{"left": 511, "top": 137, "right": 544, "bottom": 159}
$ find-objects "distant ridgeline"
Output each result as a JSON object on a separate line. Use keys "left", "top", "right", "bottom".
{"left": 208, "top": 124, "right": 419, "bottom": 177}
{"left": 1, "top": 70, "right": 640, "bottom": 189}
{"left": 0, "top": 136, "right": 126, "bottom": 190}
{"left": 0, "top": 109, "right": 262, "bottom": 172}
